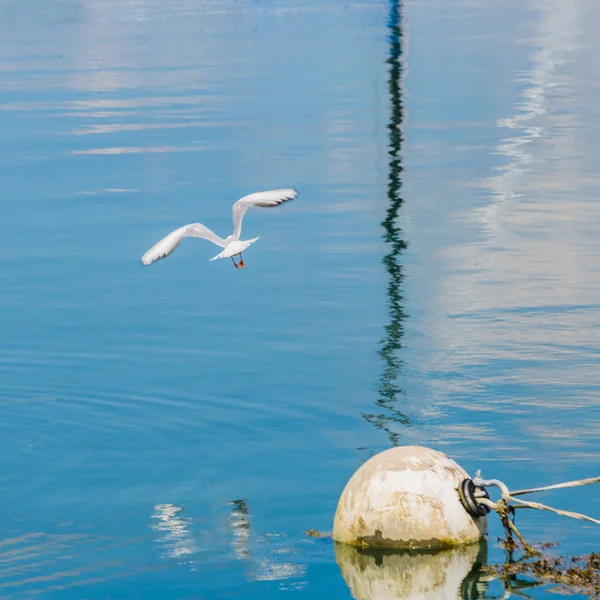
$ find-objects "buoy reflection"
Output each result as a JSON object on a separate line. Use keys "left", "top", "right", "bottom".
{"left": 335, "top": 542, "right": 492, "bottom": 600}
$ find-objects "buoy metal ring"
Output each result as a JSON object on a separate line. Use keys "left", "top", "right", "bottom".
{"left": 458, "top": 478, "right": 491, "bottom": 518}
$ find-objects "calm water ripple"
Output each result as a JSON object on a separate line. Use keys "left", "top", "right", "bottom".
{"left": 1, "top": 0, "right": 599, "bottom": 597}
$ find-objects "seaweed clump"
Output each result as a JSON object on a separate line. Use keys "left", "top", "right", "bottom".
{"left": 485, "top": 541, "right": 600, "bottom": 597}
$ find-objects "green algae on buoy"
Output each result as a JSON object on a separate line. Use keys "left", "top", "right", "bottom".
{"left": 333, "top": 446, "right": 487, "bottom": 550}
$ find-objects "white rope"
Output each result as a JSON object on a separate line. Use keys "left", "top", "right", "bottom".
{"left": 470, "top": 472, "right": 600, "bottom": 528}
{"left": 507, "top": 495, "right": 600, "bottom": 525}
{"left": 477, "top": 497, "right": 498, "bottom": 510}
{"left": 510, "top": 476, "right": 600, "bottom": 497}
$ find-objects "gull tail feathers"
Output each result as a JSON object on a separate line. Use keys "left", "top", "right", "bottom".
{"left": 209, "top": 237, "right": 260, "bottom": 261}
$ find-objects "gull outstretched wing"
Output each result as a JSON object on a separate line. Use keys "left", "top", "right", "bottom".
{"left": 231, "top": 189, "right": 297, "bottom": 240}
{"left": 141, "top": 223, "right": 227, "bottom": 265}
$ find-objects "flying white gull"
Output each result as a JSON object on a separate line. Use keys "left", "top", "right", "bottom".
{"left": 141, "top": 189, "right": 297, "bottom": 269}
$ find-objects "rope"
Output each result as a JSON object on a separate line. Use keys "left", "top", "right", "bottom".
{"left": 510, "top": 476, "right": 600, "bottom": 497}
{"left": 468, "top": 471, "right": 600, "bottom": 552}
{"left": 507, "top": 495, "right": 600, "bottom": 525}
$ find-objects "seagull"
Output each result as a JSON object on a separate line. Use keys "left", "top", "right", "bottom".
{"left": 141, "top": 189, "right": 297, "bottom": 269}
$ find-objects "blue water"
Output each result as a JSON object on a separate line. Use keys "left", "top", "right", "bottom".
{"left": 1, "top": 0, "right": 599, "bottom": 598}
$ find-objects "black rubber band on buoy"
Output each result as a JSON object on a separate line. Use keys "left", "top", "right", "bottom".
{"left": 458, "top": 478, "right": 491, "bottom": 517}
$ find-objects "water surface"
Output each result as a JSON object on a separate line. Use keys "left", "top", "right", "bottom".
{"left": 1, "top": 0, "right": 599, "bottom": 598}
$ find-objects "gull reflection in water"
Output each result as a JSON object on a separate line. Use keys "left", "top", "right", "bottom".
{"left": 229, "top": 498, "right": 251, "bottom": 560}
{"left": 228, "top": 499, "right": 307, "bottom": 589}
{"left": 151, "top": 503, "right": 198, "bottom": 571}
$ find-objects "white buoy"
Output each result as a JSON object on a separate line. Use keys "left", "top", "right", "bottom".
{"left": 335, "top": 542, "right": 488, "bottom": 600}
{"left": 333, "top": 446, "right": 487, "bottom": 549}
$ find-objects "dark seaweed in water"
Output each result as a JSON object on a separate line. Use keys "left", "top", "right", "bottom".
{"left": 485, "top": 542, "right": 600, "bottom": 597}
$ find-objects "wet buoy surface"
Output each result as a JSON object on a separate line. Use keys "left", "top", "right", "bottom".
{"left": 333, "top": 446, "right": 487, "bottom": 549}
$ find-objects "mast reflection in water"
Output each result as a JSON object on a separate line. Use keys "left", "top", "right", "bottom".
{"left": 362, "top": 0, "right": 409, "bottom": 445}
